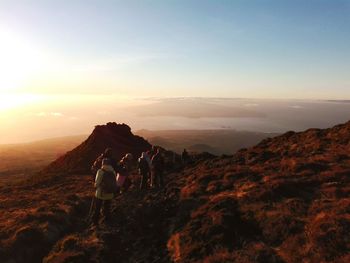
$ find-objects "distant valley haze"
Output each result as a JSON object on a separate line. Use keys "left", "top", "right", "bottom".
{"left": 0, "top": 0, "right": 349, "bottom": 157}
{"left": 1, "top": 0, "right": 350, "bottom": 144}
{"left": 1, "top": 97, "right": 350, "bottom": 144}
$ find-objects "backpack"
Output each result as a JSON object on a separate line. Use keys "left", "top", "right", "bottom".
{"left": 139, "top": 157, "right": 150, "bottom": 173}
{"left": 100, "top": 169, "right": 117, "bottom": 194}
{"left": 152, "top": 153, "right": 164, "bottom": 171}
{"left": 91, "top": 155, "right": 104, "bottom": 175}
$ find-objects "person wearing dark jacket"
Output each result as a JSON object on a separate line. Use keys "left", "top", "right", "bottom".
{"left": 138, "top": 152, "right": 151, "bottom": 190}
{"left": 116, "top": 153, "right": 133, "bottom": 192}
{"left": 181, "top": 148, "right": 189, "bottom": 165}
{"left": 91, "top": 148, "right": 120, "bottom": 180}
{"left": 151, "top": 148, "right": 165, "bottom": 188}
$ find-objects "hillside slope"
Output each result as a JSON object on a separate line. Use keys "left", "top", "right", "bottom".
{"left": 0, "top": 135, "right": 85, "bottom": 177}
{"left": 167, "top": 121, "right": 350, "bottom": 262}
{"left": 0, "top": 121, "right": 349, "bottom": 263}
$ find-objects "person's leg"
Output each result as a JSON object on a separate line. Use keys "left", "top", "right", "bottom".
{"left": 140, "top": 172, "right": 145, "bottom": 190}
{"left": 150, "top": 170, "right": 155, "bottom": 187}
{"left": 159, "top": 171, "right": 164, "bottom": 187}
{"left": 124, "top": 177, "right": 131, "bottom": 192}
{"left": 145, "top": 172, "right": 149, "bottom": 189}
{"left": 154, "top": 171, "right": 160, "bottom": 188}
{"left": 92, "top": 198, "right": 102, "bottom": 225}
{"left": 103, "top": 199, "right": 111, "bottom": 222}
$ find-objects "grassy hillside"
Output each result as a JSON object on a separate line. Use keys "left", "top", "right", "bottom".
{"left": 0, "top": 135, "right": 86, "bottom": 177}
{"left": 0, "top": 129, "right": 277, "bottom": 178}
{"left": 0, "top": 121, "right": 349, "bottom": 262}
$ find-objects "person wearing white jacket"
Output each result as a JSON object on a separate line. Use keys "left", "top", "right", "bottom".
{"left": 92, "top": 158, "right": 116, "bottom": 226}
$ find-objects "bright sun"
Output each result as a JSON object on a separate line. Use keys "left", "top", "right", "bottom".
{"left": 0, "top": 27, "right": 47, "bottom": 110}
{"left": 0, "top": 27, "right": 47, "bottom": 91}
{"left": 0, "top": 93, "right": 45, "bottom": 111}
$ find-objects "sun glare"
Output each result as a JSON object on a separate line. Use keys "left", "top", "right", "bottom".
{"left": 0, "top": 93, "right": 45, "bottom": 111}
{"left": 0, "top": 27, "right": 47, "bottom": 93}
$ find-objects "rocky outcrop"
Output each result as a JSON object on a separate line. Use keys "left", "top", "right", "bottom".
{"left": 44, "top": 123, "right": 151, "bottom": 174}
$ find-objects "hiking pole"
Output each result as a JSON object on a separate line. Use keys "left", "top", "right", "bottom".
{"left": 86, "top": 196, "right": 96, "bottom": 225}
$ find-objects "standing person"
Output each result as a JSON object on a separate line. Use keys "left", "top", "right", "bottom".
{"left": 91, "top": 148, "right": 119, "bottom": 179}
{"left": 138, "top": 152, "right": 150, "bottom": 190}
{"left": 92, "top": 158, "right": 117, "bottom": 226}
{"left": 144, "top": 150, "right": 152, "bottom": 169}
{"left": 151, "top": 148, "right": 165, "bottom": 188}
{"left": 150, "top": 145, "right": 157, "bottom": 159}
{"left": 145, "top": 150, "right": 152, "bottom": 186}
{"left": 181, "top": 148, "right": 189, "bottom": 166}
{"left": 117, "top": 153, "right": 133, "bottom": 192}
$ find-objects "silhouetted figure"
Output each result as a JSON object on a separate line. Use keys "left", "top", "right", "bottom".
{"left": 117, "top": 153, "right": 133, "bottom": 193}
{"left": 151, "top": 148, "right": 165, "bottom": 188}
{"left": 138, "top": 152, "right": 151, "bottom": 190}
{"left": 91, "top": 148, "right": 120, "bottom": 180}
{"left": 92, "top": 158, "right": 117, "bottom": 226}
{"left": 181, "top": 148, "right": 189, "bottom": 165}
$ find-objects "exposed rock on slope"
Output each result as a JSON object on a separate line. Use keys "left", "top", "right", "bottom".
{"left": 44, "top": 122, "right": 151, "bottom": 174}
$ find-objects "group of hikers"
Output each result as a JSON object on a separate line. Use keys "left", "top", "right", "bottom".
{"left": 89, "top": 146, "right": 173, "bottom": 226}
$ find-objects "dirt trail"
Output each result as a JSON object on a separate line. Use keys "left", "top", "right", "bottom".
{"left": 43, "top": 170, "right": 185, "bottom": 263}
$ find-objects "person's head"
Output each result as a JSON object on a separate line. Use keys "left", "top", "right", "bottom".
{"left": 104, "top": 148, "right": 113, "bottom": 158}
{"left": 102, "top": 158, "right": 112, "bottom": 166}
{"left": 125, "top": 153, "right": 133, "bottom": 161}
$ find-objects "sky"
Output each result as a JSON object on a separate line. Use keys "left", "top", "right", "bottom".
{"left": 0, "top": 0, "right": 349, "bottom": 99}
{"left": 0, "top": 0, "right": 350, "bottom": 143}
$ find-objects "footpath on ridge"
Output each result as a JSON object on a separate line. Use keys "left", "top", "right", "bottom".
{"left": 43, "top": 169, "right": 187, "bottom": 263}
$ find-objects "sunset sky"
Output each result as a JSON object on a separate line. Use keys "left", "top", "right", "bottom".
{"left": 1, "top": 0, "right": 350, "bottom": 142}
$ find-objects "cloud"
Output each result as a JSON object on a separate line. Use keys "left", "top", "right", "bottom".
{"left": 244, "top": 103, "right": 259, "bottom": 107}
{"left": 97, "top": 111, "right": 111, "bottom": 116}
{"left": 34, "top": 112, "right": 64, "bottom": 117}
{"left": 289, "top": 105, "right": 305, "bottom": 109}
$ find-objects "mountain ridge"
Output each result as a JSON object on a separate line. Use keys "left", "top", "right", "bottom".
{"left": 167, "top": 120, "right": 350, "bottom": 262}
{"left": 0, "top": 120, "right": 349, "bottom": 262}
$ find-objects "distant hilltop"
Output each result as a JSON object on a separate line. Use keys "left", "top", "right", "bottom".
{"left": 43, "top": 122, "right": 151, "bottom": 174}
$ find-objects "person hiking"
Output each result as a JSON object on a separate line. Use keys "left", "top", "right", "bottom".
{"left": 92, "top": 158, "right": 117, "bottom": 226}
{"left": 138, "top": 152, "right": 150, "bottom": 190}
{"left": 145, "top": 150, "right": 152, "bottom": 169}
{"left": 116, "top": 153, "right": 133, "bottom": 192}
{"left": 91, "top": 148, "right": 119, "bottom": 180}
{"left": 151, "top": 147, "right": 165, "bottom": 188}
{"left": 149, "top": 145, "right": 157, "bottom": 160}
{"left": 181, "top": 148, "right": 189, "bottom": 166}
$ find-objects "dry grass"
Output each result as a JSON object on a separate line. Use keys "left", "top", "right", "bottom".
{"left": 167, "top": 121, "right": 350, "bottom": 262}
{"left": 1, "top": 121, "right": 349, "bottom": 262}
